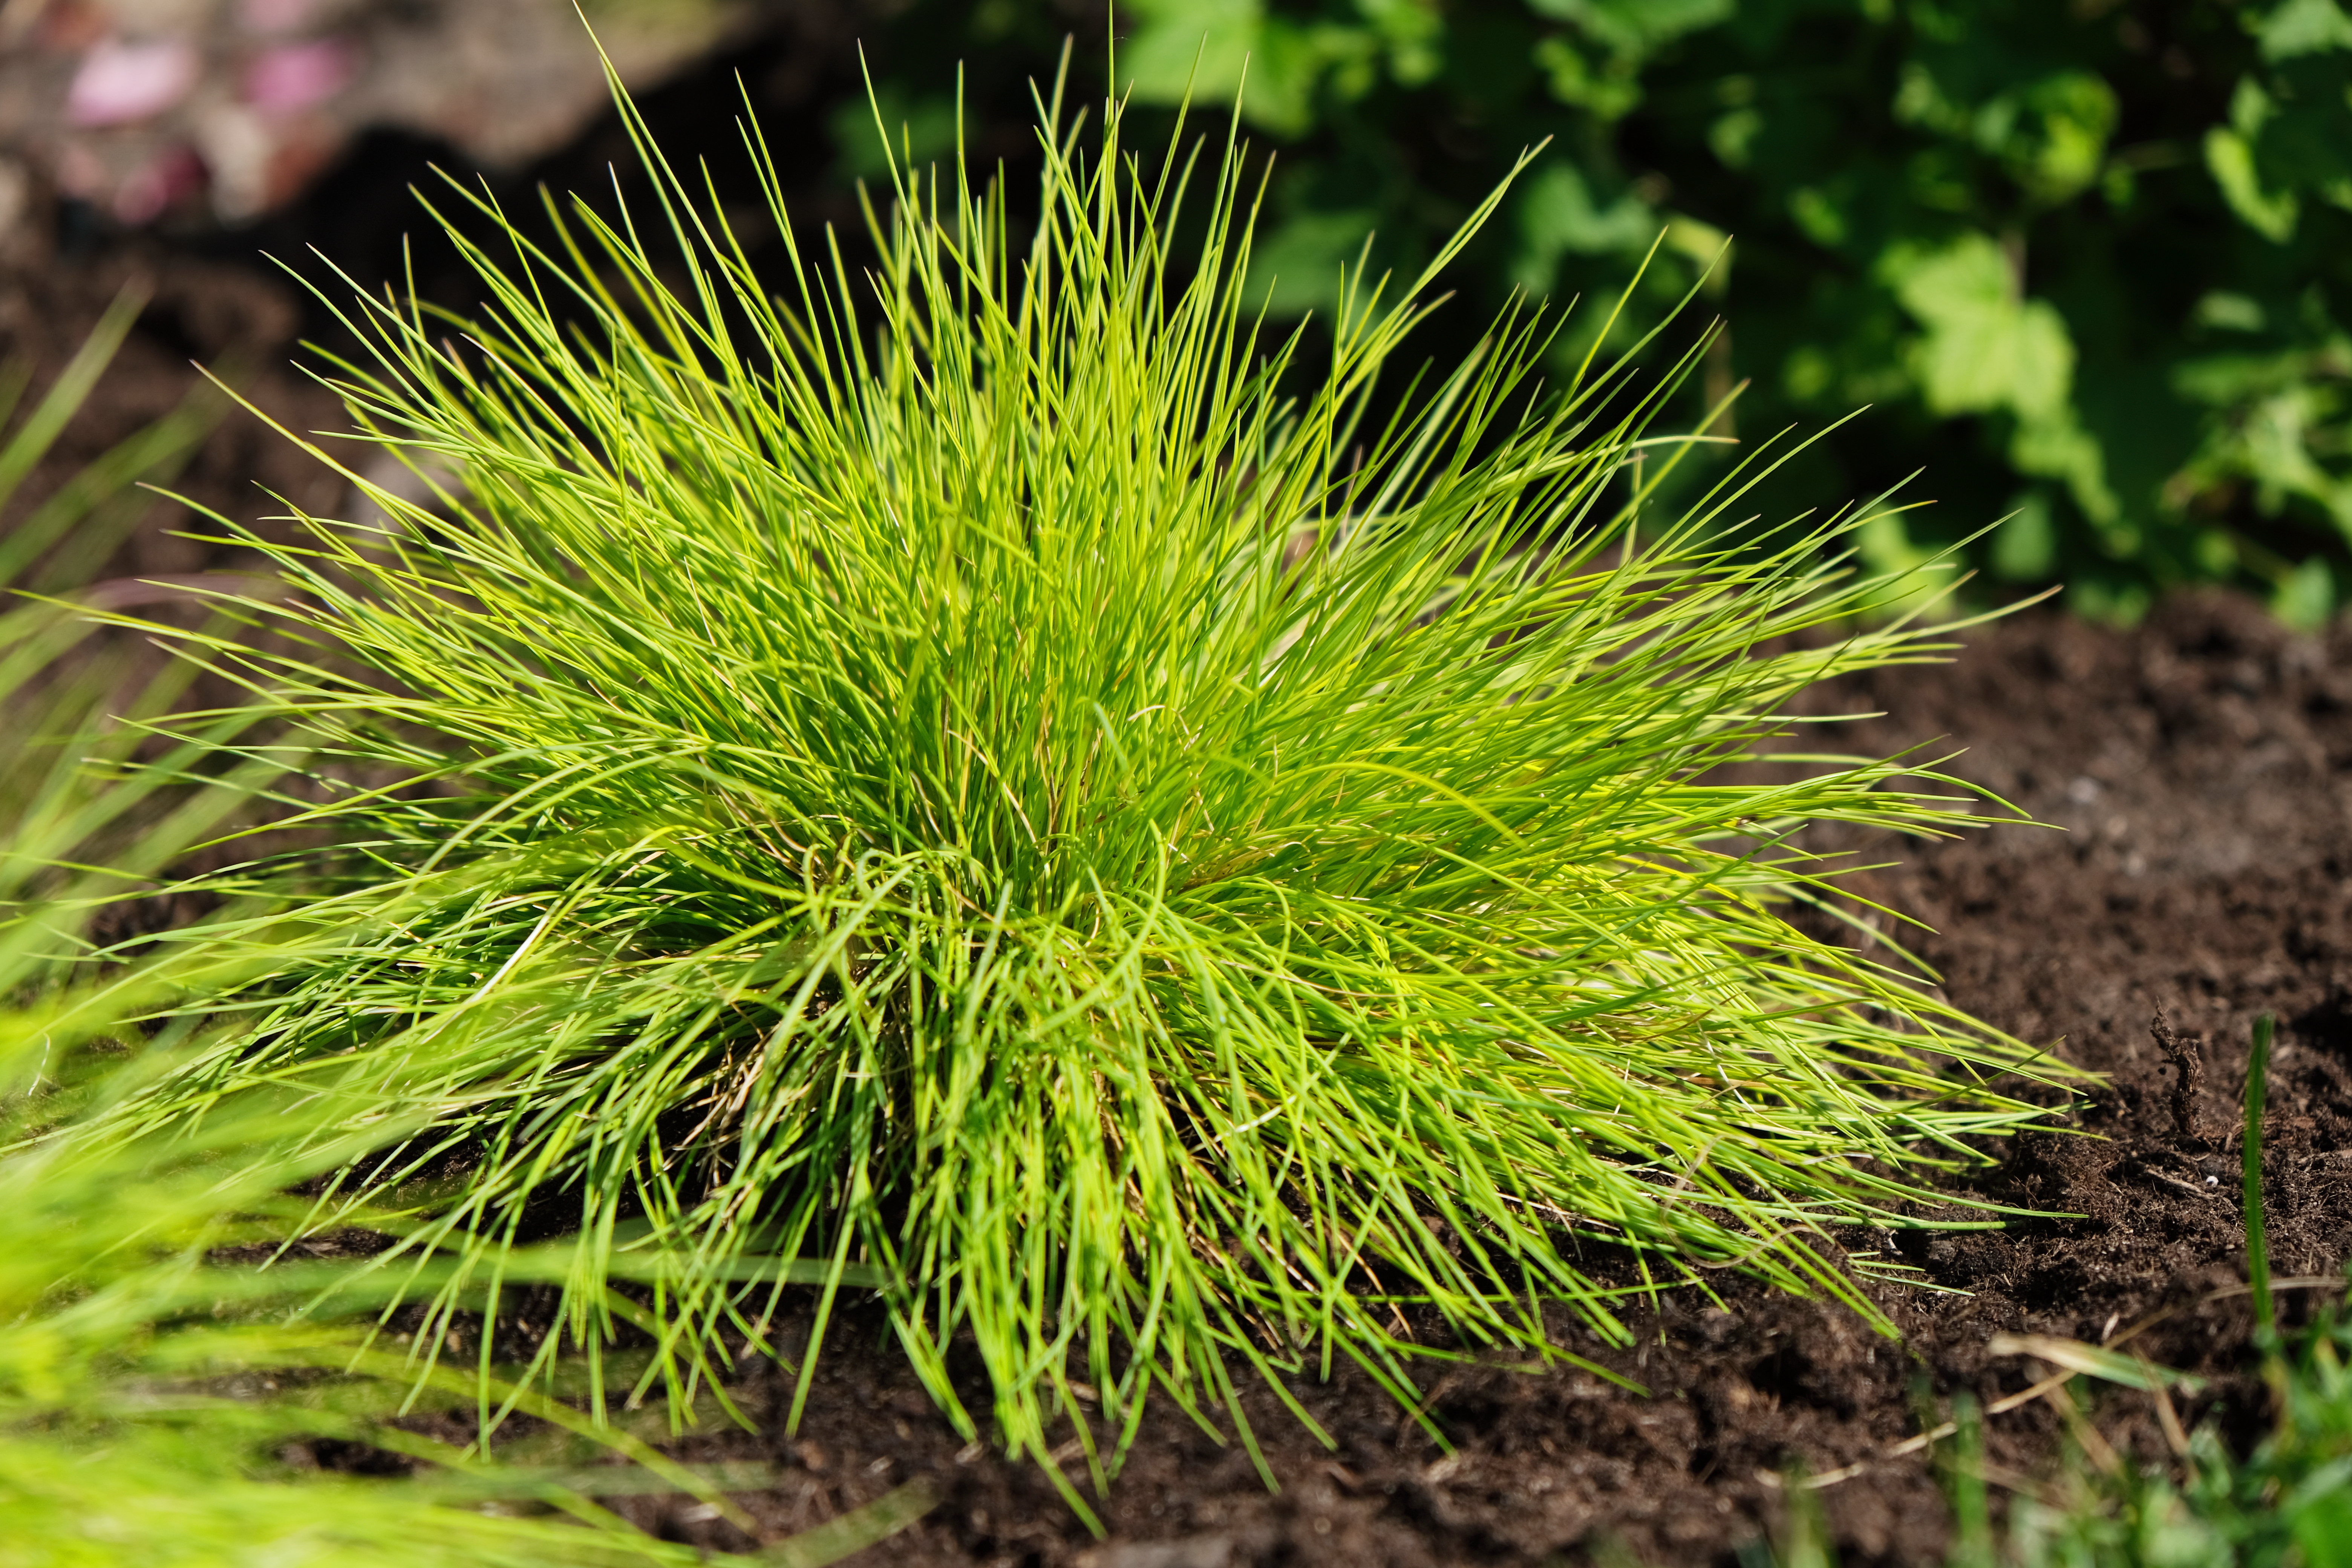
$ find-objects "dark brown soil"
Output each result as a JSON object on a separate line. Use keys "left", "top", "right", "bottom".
{"left": 9, "top": 236, "right": 2352, "bottom": 1568}
{"left": 0, "top": 239, "right": 342, "bottom": 586}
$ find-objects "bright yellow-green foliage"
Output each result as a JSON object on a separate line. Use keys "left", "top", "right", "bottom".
{"left": 0, "top": 303, "right": 931, "bottom": 1568}
{"left": 78, "top": 70, "right": 2076, "bottom": 1511}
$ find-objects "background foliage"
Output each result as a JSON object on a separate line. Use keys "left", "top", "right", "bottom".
{"left": 832, "top": 0, "right": 2352, "bottom": 625}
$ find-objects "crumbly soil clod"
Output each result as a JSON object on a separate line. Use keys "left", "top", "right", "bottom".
{"left": 2151, "top": 1006, "right": 2208, "bottom": 1145}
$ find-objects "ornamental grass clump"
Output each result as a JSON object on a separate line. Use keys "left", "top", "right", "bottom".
{"left": 95, "top": 69, "right": 2075, "bottom": 1490}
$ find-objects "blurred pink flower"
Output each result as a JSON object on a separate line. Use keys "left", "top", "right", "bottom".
{"left": 242, "top": 38, "right": 354, "bottom": 114}
{"left": 112, "top": 143, "right": 207, "bottom": 223}
{"left": 67, "top": 37, "right": 201, "bottom": 127}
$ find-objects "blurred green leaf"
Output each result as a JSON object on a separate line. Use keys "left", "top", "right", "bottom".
{"left": 827, "top": 84, "right": 959, "bottom": 184}
{"left": 2258, "top": 0, "right": 2352, "bottom": 61}
{"left": 2207, "top": 126, "right": 2299, "bottom": 242}
{"left": 1244, "top": 204, "right": 1380, "bottom": 315}
{"left": 1514, "top": 162, "right": 1655, "bottom": 294}
{"left": 1884, "top": 234, "right": 2065, "bottom": 421}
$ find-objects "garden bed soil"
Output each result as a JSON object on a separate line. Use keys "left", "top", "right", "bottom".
{"left": 8, "top": 244, "right": 2352, "bottom": 1568}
